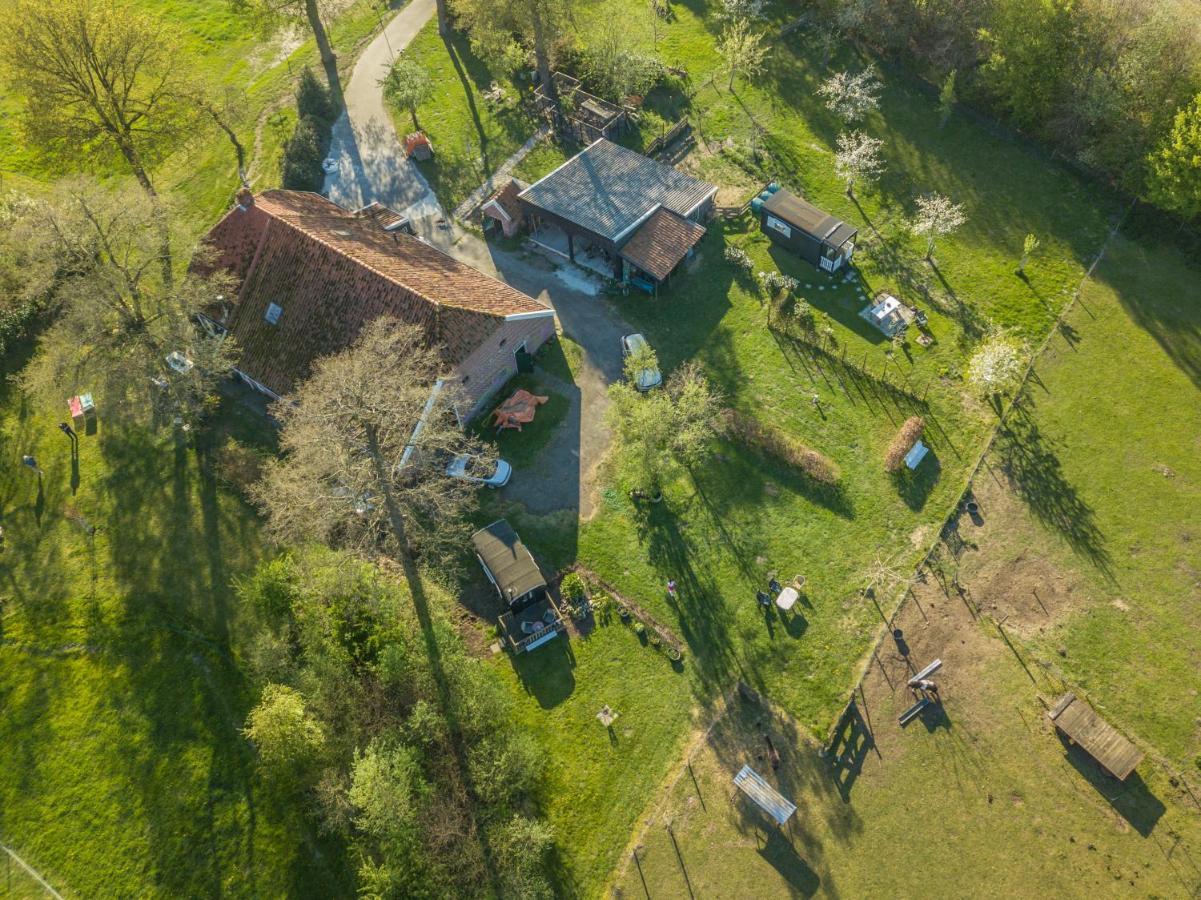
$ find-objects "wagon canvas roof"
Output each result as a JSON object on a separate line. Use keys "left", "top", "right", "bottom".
{"left": 763, "top": 189, "right": 856, "bottom": 247}
{"left": 518, "top": 139, "right": 716, "bottom": 244}
{"left": 471, "top": 519, "right": 547, "bottom": 603}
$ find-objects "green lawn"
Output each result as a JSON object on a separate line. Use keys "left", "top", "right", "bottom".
{"left": 0, "top": 0, "right": 384, "bottom": 231}
{"left": 473, "top": 372, "right": 571, "bottom": 469}
{"left": 488, "top": 608, "right": 695, "bottom": 894}
{"left": 402, "top": 25, "right": 542, "bottom": 210}
{"left": 0, "top": 357, "right": 349, "bottom": 896}
{"left": 610, "top": 227, "right": 1201, "bottom": 899}
{"left": 971, "top": 232, "right": 1201, "bottom": 771}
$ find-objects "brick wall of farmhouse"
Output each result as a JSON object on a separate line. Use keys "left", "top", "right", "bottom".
{"left": 453, "top": 314, "right": 556, "bottom": 420}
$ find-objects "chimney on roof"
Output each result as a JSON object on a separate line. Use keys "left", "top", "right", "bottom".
{"left": 235, "top": 188, "right": 255, "bottom": 210}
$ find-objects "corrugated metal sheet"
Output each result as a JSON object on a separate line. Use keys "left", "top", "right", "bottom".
{"left": 734, "top": 764, "right": 797, "bottom": 825}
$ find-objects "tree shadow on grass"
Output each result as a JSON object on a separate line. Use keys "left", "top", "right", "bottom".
{"left": 634, "top": 500, "right": 744, "bottom": 697}
{"left": 996, "top": 404, "right": 1112, "bottom": 577}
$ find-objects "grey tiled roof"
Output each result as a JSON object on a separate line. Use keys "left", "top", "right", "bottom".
{"left": 518, "top": 139, "right": 716, "bottom": 244}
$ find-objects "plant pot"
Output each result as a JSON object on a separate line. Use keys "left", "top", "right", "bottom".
{"left": 667, "top": 647, "right": 682, "bottom": 662}
{"left": 650, "top": 492, "right": 664, "bottom": 504}
{"left": 618, "top": 606, "right": 632, "bottom": 621}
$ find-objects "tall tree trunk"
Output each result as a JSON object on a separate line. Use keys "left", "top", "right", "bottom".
{"left": 304, "top": 0, "right": 335, "bottom": 68}
{"left": 436, "top": 0, "right": 449, "bottom": 36}
{"left": 363, "top": 423, "right": 503, "bottom": 894}
{"left": 532, "top": 10, "right": 556, "bottom": 110}
{"left": 203, "top": 104, "right": 247, "bottom": 182}
{"left": 116, "top": 133, "right": 174, "bottom": 289}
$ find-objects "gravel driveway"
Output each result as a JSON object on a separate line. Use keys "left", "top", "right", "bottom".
{"left": 420, "top": 224, "right": 630, "bottom": 518}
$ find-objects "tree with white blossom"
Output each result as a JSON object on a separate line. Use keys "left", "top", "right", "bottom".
{"left": 834, "top": 131, "right": 885, "bottom": 197}
{"left": 818, "top": 67, "right": 882, "bottom": 123}
{"left": 911, "top": 192, "right": 967, "bottom": 259}
{"left": 966, "top": 333, "right": 1026, "bottom": 400}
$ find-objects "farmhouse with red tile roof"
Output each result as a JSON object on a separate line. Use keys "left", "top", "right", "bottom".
{"left": 201, "top": 190, "right": 556, "bottom": 420}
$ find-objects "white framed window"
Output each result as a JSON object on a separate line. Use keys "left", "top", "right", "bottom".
{"left": 766, "top": 216, "right": 791, "bottom": 238}
{"left": 264, "top": 302, "right": 283, "bottom": 325}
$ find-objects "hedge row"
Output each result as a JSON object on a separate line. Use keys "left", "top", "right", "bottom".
{"left": 281, "top": 68, "right": 338, "bottom": 192}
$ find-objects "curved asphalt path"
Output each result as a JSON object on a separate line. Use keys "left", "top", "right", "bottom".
{"left": 322, "top": 0, "right": 442, "bottom": 218}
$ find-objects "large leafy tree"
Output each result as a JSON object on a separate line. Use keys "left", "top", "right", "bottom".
{"left": 977, "top": 0, "right": 1081, "bottom": 134}
{"left": 252, "top": 318, "right": 489, "bottom": 569}
{"left": 1146, "top": 94, "right": 1201, "bottom": 221}
{"left": 452, "top": 0, "right": 575, "bottom": 108}
{"left": 0, "top": 0, "right": 194, "bottom": 196}
{"left": 607, "top": 362, "right": 723, "bottom": 495}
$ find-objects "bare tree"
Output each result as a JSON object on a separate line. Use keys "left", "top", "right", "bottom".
{"left": 253, "top": 319, "right": 490, "bottom": 568}
{"left": 911, "top": 192, "right": 967, "bottom": 259}
{"left": 818, "top": 66, "right": 882, "bottom": 123}
{"left": 17, "top": 180, "right": 238, "bottom": 425}
{"left": 834, "top": 131, "right": 885, "bottom": 196}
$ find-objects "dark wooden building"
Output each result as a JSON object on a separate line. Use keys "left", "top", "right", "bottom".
{"left": 518, "top": 139, "right": 716, "bottom": 289}
{"left": 758, "top": 188, "right": 857, "bottom": 274}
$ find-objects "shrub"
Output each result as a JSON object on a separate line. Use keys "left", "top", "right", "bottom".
{"left": 720, "top": 408, "right": 840, "bottom": 484}
{"left": 559, "top": 572, "right": 586, "bottom": 600}
{"left": 296, "top": 67, "right": 336, "bottom": 124}
{"left": 282, "top": 69, "right": 337, "bottom": 192}
{"left": 792, "top": 298, "right": 815, "bottom": 330}
{"left": 214, "top": 437, "right": 267, "bottom": 497}
{"left": 724, "top": 245, "right": 754, "bottom": 272}
{"left": 884, "top": 416, "right": 926, "bottom": 473}
{"left": 282, "top": 115, "right": 327, "bottom": 190}
{"left": 757, "top": 270, "right": 799, "bottom": 296}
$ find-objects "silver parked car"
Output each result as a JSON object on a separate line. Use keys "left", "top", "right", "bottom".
{"left": 446, "top": 454, "right": 512, "bottom": 488}
{"left": 621, "top": 332, "right": 663, "bottom": 391}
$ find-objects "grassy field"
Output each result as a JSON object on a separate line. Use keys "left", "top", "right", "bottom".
{"left": 0, "top": 354, "right": 352, "bottom": 896}
{"left": 555, "top": 0, "right": 1116, "bottom": 739}
{"left": 488, "top": 609, "right": 696, "bottom": 894}
{"left": 402, "top": 25, "right": 542, "bottom": 210}
{"left": 0, "top": 0, "right": 385, "bottom": 231}
{"left": 965, "top": 231, "right": 1201, "bottom": 771}
{"left": 609, "top": 227, "right": 1201, "bottom": 898}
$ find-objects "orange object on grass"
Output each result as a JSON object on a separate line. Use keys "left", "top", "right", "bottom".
{"left": 492, "top": 389, "right": 548, "bottom": 431}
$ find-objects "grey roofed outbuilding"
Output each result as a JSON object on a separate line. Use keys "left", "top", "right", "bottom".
{"left": 517, "top": 139, "right": 717, "bottom": 244}
{"left": 471, "top": 519, "right": 547, "bottom": 605}
{"left": 762, "top": 190, "right": 856, "bottom": 248}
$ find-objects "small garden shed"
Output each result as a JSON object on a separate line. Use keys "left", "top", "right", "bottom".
{"left": 758, "top": 188, "right": 857, "bottom": 273}
{"left": 471, "top": 519, "right": 566, "bottom": 654}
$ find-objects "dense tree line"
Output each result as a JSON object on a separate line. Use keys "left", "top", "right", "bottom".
{"left": 240, "top": 548, "right": 556, "bottom": 898}
{"left": 813, "top": 0, "right": 1201, "bottom": 220}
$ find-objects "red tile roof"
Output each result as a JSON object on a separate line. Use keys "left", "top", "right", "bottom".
{"left": 202, "top": 190, "right": 549, "bottom": 396}
{"left": 619, "top": 207, "right": 706, "bottom": 282}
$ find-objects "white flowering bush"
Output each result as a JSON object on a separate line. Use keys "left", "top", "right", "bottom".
{"left": 724, "top": 245, "right": 754, "bottom": 272}
{"left": 721, "top": 0, "right": 766, "bottom": 20}
{"left": 757, "top": 270, "right": 799, "bottom": 296}
{"left": 966, "top": 334, "right": 1026, "bottom": 397}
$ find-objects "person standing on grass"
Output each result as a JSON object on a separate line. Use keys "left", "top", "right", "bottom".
{"left": 59, "top": 422, "right": 77, "bottom": 441}
{"left": 22, "top": 455, "right": 42, "bottom": 476}
{"left": 666, "top": 579, "right": 678, "bottom": 599}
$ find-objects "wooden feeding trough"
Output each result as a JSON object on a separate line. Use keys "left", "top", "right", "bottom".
{"left": 1048, "top": 693, "right": 1144, "bottom": 780}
